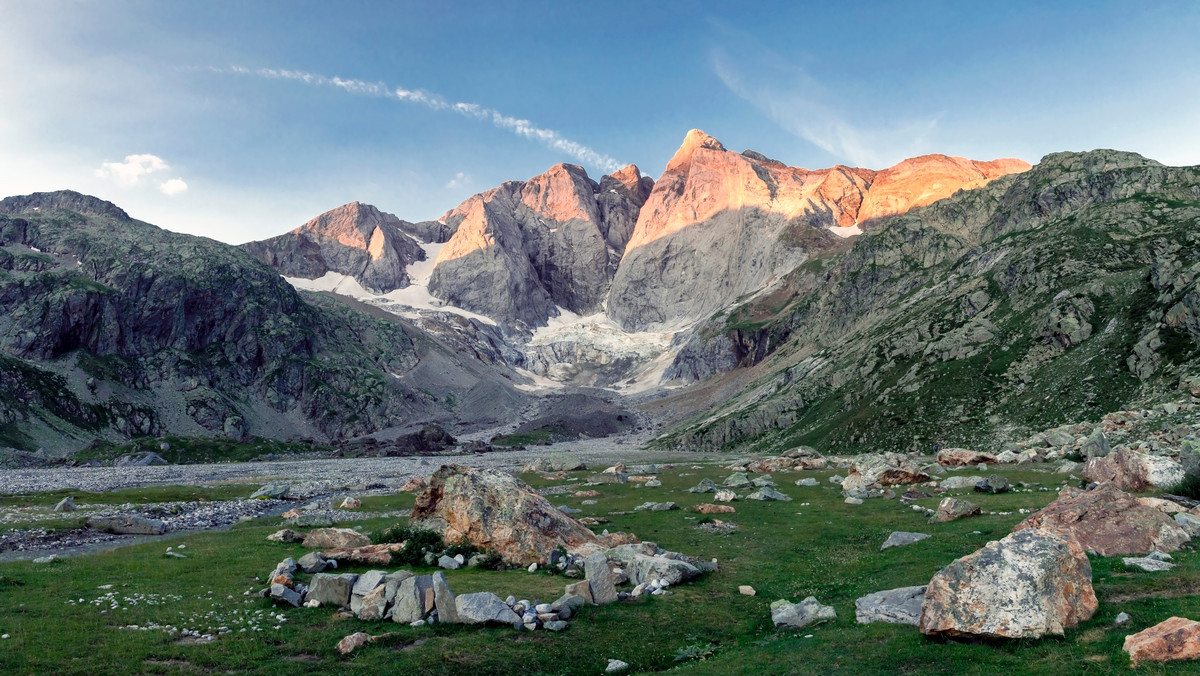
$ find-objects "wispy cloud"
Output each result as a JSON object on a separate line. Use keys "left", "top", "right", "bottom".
{"left": 95, "top": 153, "right": 188, "bottom": 195}
{"left": 710, "top": 45, "right": 941, "bottom": 168}
{"left": 445, "top": 171, "right": 470, "bottom": 190}
{"left": 212, "top": 66, "right": 624, "bottom": 174}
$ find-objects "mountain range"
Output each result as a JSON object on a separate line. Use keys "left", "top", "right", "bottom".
{"left": 3, "top": 130, "right": 1198, "bottom": 458}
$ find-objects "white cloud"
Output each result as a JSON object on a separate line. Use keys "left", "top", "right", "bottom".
{"left": 158, "top": 177, "right": 188, "bottom": 195}
{"left": 95, "top": 153, "right": 170, "bottom": 186}
{"left": 445, "top": 172, "right": 469, "bottom": 190}
{"left": 215, "top": 66, "right": 625, "bottom": 174}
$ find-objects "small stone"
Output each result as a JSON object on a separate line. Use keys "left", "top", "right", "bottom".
{"left": 1115, "top": 612, "right": 1131, "bottom": 625}
{"left": 438, "top": 555, "right": 461, "bottom": 570}
{"left": 544, "top": 620, "right": 569, "bottom": 632}
{"left": 795, "top": 478, "right": 819, "bottom": 487}
{"left": 53, "top": 496, "right": 76, "bottom": 512}
{"left": 527, "top": 563, "right": 538, "bottom": 573}
{"left": 738, "top": 585, "right": 756, "bottom": 596}
{"left": 266, "top": 529, "right": 303, "bottom": 543}
{"left": 1123, "top": 557, "right": 1176, "bottom": 572}
{"left": 606, "top": 659, "right": 630, "bottom": 673}
{"left": 844, "top": 497, "right": 863, "bottom": 505}
{"left": 713, "top": 490, "right": 737, "bottom": 503}
{"left": 339, "top": 497, "right": 362, "bottom": 509}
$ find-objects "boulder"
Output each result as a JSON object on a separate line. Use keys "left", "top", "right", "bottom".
{"left": 266, "top": 529, "right": 303, "bottom": 543}
{"left": 880, "top": 532, "right": 930, "bottom": 551}
{"left": 713, "top": 490, "right": 737, "bottom": 502}
{"left": 938, "top": 476, "right": 984, "bottom": 491}
{"left": 919, "top": 528, "right": 1098, "bottom": 639}
{"left": 350, "top": 570, "right": 388, "bottom": 614}
{"left": 322, "top": 543, "right": 404, "bottom": 566}
{"left": 339, "top": 497, "right": 362, "bottom": 509}
{"left": 565, "top": 580, "right": 594, "bottom": 605}
{"left": 409, "top": 465, "right": 601, "bottom": 566}
{"left": 795, "top": 478, "right": 819, "bottom": 487}
{"left": 1083, "top": 448, "right": 1186, "bottom": 491}
{"left": 53, "top": 496, "right": 76, "bottom": 512}
{"left": 1124, "top": 556, "right": 1175, "bottom": 572}
{"left": 86, "top": 514, "right": 165, "bottom": 535}
{"left": 297, "top": 552, "right": 329, "bottom": 574}
{"left": 687, "top": 478, "right": 718, "bottom": 493}
{"left": 585, "top": 552, "right": 618, "bottom": 605}
{"left": 431, "top": 572, "right": 459, "bottom": 624}
{"left": 1080, "top": 430, "right": 1110, "bottom": 458}
{"left": 995, "top": 450, "right": 1019, "bottom": 464}
{"left": 270, "top": 583, "right": 302, "bottom": 607}
{"left": 251, "top": 482, "right": 290, "bottom": 500}
{"left": 936, "top": 448, "right": 997, "bottom": 467}
{"left": 771, "top": 596, "right": 836, "bottom": 629}
{"left": 928, "top": 497, "right": 981, "bottom": 524}
{"left": 335, "top": 632, "right": 371, "bottom": 655}
{"left": 855, "top": 586, "right": 926, "bottom": 625}
{"left": 746, "top": 487, "right": 791, "bottom": 502}
{"left": 356, "top": 583, "right": 391, "bottom": 621}
{"left": 691, "top": 504, "right": 736, "bottom": 514}
{"left": 1012, "top": 484, "right": 1190, "bottom": 556}
{"left": 438, "top": 555, "right": 462, "bottom": 570}
{"left": 620, "top": 553, "right": 700, "bottom": 587}
{"left": 302, "top": 528, "right": 370, "bottom": 549}
{"left": 842, "top": 453, "right": 930, "bottom": 491}
{"left": 1176, "top": 512, "right": 1200, "bottom": 536}
{"left": 1123, "top": 616, "right": 1200, "bottom": 667}
{"left": 308, "top": 573, "right": 359, "bottom": 608}
{"left": 391, "top": 575, "right": 435, "bottom": 623}
{"left": 456, "top": 592, "right": 522, "bottom": 626}
{"left": 722, "top": 472, "right": 753, "bottom": 488}
{"left": 523, "top": 457, "right": 586, "bottom": 473}
{"left": 974, "top": 475, "right": 1010, "bottom": 494}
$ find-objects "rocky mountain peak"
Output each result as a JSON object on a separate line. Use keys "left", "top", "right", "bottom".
{"left": 520, "top": 163, "right": 600, "bottom": 224}
{"left": 240, "top": 201, "right": 425, "bottom": 294}
{"left": 666, "top": 129, "right": 728, "bottom": 172}
{"left": 0, "top": 190, "right": 131, "bottom": 221}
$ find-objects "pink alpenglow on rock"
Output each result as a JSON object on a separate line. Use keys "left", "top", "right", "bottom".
{"left": 1123, "top": 617, "right": 1200, "bottom": 666}
{"left": 1012, "top": 484, "right": 1190, "bottom": 556}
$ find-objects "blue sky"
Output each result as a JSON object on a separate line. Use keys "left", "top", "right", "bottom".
{"left": 2, "top": 1, "right": 1198, "bottom": 243}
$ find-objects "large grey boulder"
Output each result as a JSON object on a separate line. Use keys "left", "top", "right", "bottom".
{"left": 688, "top": 478, "right": 718, "bottom": 493}
{"left": 1080, "top": 430, "right": 1110, "bottom": 458}
{"left": 974, "top": 475, "right": 1010, "bottom": 494}
{"left": 270, "top": 583, "right": 302, "bottom": 607}
{"left": 87, "top": 514, "right": 165, "bottom": 535}
{"left": 585, "top": 552, "right": 618, "bottom": 605}
{"left": 307, "top": 573, "right": 359, "bottom": 608}
{"left": 746, "top": 487, "right": 791, "bottom": 502}
{"left": 350, "top": 570, "right": 388, "bottom": 614}
{"left": 455, "top": 592, "right": 523, "bottom": 627}
{"left": 53, "top": 496, "right": 76, "bottom": 512}
{"left": 356, "top": 584, "right": 390, "bottom": 621}
{"left": 771, "top": 596, "right": 836, "bottom": 629}
{"left": 919, "top": 528, "right": 1098, "bottom": 639}
{"left": 855, "top": 586, "right": 926, "bottom": 625}
{"left": 938, "top": 476, "right": 984, "bottom": 490}
{"left": 390, "top": 575, "right": 434, "bottom": 623}
{"left": 431, "top": 572, "right": 459, "bottom": 624}
{"left": 297, "top": 552, "right": 329, "bottom": 574}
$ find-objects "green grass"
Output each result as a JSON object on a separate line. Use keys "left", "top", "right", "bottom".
{"left": 0, "top": 464, "right": 1198, "bottom": 675}
{"left": 74, "top": 436, "right": 334, "bottom": 465}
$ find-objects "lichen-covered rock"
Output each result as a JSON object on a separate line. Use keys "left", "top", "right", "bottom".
{"left": 936, "top": 448, "right": 997, "bottom": 467}
{"left": 455, "top": 592, "right": 522, "bottom": 626}
{"left": 928, "top": 497, "right": 981, "bottom": 524}
{"left": 842, "top": 453, "right": 930, "bottom": 491}
{"left": 1123, "top": 616, "right": 1200, "bottom": 667}
{"left": 771, "top": 596, "right": 836, "bottom": 629}
{"left": 855, "top": 586, "right": 926, "bottom": 625}
{"left": 919, "top": 528, "right": 1098, "bottom": 639}
{"left": 322, "top": 543, "right": 403, "bottom": 566}
{"left": 1012, "top": 484, "right": 1190, "bottom": 556}
{"left": 302, "top": 528, "right": 370, "bottom": 550}
{"left": 1082, "top": 448, "right": 1186, "bottom": 491}
{"left": 410, "top": 465, "right": 601, "bottom": 566}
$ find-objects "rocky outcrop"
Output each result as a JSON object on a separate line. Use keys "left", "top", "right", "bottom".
{"left": 1012, "top": 484, "right": 1190, "bottom": 556}
{"left": 1082, "top": 448, "right": 1186, "bottom": 491}
{"left": 240, "top": 201, "right": 426, "bottom": 293}
{"left": 409, "top": 465, "right": 601, "bottom": 565}
{"left": 919, "top": 528, "right": 1098, "bottom": 639}
{"left": 1123, "top": 617, "right": 1200, "bottom": 667}
{"left": 606, "top": 130, "right": 1029, "bottom": 331}
{"left": 428, "top": 163, "right": 651, "bottom": 327}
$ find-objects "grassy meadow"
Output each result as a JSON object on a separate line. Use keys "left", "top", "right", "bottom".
{"left": 0, "top": 461, "right": 1198, "bottom": 675}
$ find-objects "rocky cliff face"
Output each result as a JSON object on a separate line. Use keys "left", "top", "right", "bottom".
{"left": 657, "top": 150, "right": 1200, "bottom": 453}
{"left": 240, "top": 201, "right": 427, "bottom": 294}
{"left": 606, "top": 130, "right": 1030, "bottom": 331}
{"left": 0, "top": 192, "right": 527, "bottom": 452}
{"left": 428, "top": 163, "right": 652, "bottom": 329}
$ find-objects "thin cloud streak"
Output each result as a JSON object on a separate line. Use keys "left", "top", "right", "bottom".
{"left": 711, "top": 47, "right": 940, "bottom": 168}
{"left": 214, "top": 66, "right": 624, "bottom": 174}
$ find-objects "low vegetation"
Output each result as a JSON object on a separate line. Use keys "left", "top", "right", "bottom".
{"left": 2, "top": 462, "right": 1198, "bottom": 674}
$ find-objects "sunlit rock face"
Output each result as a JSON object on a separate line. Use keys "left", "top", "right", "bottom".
{"left": 240, "top": 201, "right": 426, "bottom": 294}
{"left": 428, "top": 163, "right": 652, "bottom": 329}
{"left": 606, "top": 129, "right": 1030, "bottom": 331}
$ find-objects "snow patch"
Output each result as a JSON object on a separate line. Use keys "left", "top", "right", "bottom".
{"left": 831, "top": 224, "right": 862, "bottom": 238}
